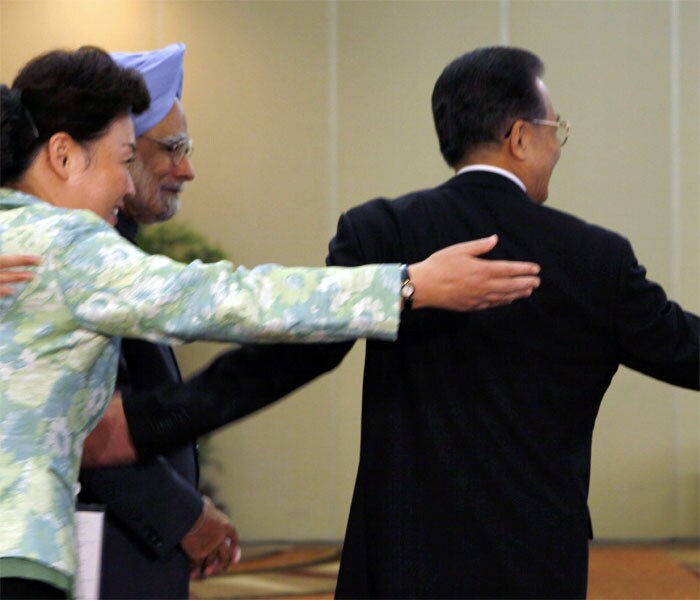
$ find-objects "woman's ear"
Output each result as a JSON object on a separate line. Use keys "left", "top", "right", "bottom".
{"left": 46, "top": 132, "right": 79, "bottom": 180}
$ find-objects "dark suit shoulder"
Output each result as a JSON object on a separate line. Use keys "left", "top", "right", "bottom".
{"left": 537, "top": 201, "right": 631, "bottom": 251}
{"left": 348, "top": 182, "right": 451, "bottom": 215}
{"left": 338, "top": 183, "right": 454, "bottom": 261}
{"left": 341, "top": 173, "right": 634, "bottom": 278}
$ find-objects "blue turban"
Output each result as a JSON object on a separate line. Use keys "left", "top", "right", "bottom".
{"left": 111, "top": 43, "right": 185, "bottom": 136}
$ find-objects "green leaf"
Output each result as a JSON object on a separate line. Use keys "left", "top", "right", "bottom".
{"left": 135, "top": 221, "right": 229, "bottom": 263}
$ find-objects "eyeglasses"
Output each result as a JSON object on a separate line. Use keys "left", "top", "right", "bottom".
{"left": 141, "top": 136, "right": 194, "bottom": 165}
{"left": 504, "top": 116, "right": 571, "bottom": 147}
{"left": 529, "top": 117, "right": 570, "bottom": 147}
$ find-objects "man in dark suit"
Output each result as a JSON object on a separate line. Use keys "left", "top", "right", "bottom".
{"left": 77, "top": 44, "right": 237, "bottom": 600}
{"left": 87, "top": 46, "right": 699, "bottom": 599}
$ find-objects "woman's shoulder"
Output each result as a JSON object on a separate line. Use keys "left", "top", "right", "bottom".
{"left": 2, "top": 188, "right": 104, "bottom": 225}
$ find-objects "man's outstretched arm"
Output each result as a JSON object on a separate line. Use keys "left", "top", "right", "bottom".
{"left": 83, "top": 341, "right": 352, "bottom": 466}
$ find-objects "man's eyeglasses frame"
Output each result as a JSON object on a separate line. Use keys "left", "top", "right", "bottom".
{"left": 141, "top": 136, "right": 194, "bottom": 165}
{"left": 504, "top": 117, "right": 570, "bottom": 147}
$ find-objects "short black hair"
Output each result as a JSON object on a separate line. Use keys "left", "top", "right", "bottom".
{"left": 432, "top": 46, "right": 545, "bottom": 167}
{"left": 1, "top": 46, "right": 150, "bottom": 185}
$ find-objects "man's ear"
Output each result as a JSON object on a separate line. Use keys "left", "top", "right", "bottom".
{"left": 506, "top": 120, "right": 529, "bottom": 161}
{"left": 46, "top": 132, "right": 80, "bottom": 180}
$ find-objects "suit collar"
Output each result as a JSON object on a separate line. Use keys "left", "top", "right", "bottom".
{"left": 449, "top": 169, "right": 532, "bottom": 201}
{"left": 455, "top": 165, "right": 526, "bottom": 193}
{"left": 116, "top": 212, "right": 139, "bottom": 242}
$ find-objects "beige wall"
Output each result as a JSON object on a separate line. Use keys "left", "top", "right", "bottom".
{"left": 1, "top": 0, "right": 697, "bottom": 541}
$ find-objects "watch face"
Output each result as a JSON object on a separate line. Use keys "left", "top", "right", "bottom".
{"left": 401, "top": 281, "right": 415, "bottom": 299}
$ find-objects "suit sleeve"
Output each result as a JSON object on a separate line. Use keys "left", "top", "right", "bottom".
{"left": 614, "top": 239, "right": 699, "bottom": 389}
{"left": 123, "top": 210, "right": 380, "bottom": 457}
{"left": 124, "top": 342, "right": 351, "bottom": 457}
{"left": 329, "top": 201, "right": 399, "bottom": 268}
{"left": 79, "top": 458, "right": 203, "bottom": 559}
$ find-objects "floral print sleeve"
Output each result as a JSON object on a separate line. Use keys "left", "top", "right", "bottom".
{"left": 0, "top": 189, "right": 400, "bottom": 594}
{"left": 51, "top": 209, "right": 400, "bottom": 344}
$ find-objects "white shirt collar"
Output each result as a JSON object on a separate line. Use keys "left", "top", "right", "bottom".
{"left": 455, "top": 164, "right": 527, "bottom": 193}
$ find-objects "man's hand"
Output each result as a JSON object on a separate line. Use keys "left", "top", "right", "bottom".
{"left": 408, "top": 235, "right": 541, "bottom": 311}
{"left": 81, "top": 392, "right": 138, "bottom": 467}
{"left": 182, "top": 496, "right": 241, "bottom": 579}
{"left": 0, "top": 254, "right": 40, "bottom": 296}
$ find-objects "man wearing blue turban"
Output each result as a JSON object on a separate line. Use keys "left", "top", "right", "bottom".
{"left": 78, "top": 43, "right": 236, "bottom": 600}
{"left": 111, "top": 43, "right": 185, "bottom": 139}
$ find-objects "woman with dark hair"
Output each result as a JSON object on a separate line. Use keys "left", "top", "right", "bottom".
{"left": 0, "top": 46, "right": 541, "bottom": 598}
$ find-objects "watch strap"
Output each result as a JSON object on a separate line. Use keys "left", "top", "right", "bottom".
{"left": 400, "top": 263, "right": 414, "bottom": 310}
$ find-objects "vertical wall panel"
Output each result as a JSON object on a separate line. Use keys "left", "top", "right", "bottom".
{"left": 159, "top": 0, "right": 338, "bottom": 539}
{"left": 337, "top": 0, "right": 501, "bottom": 204}
{"left": 509, "top": 0, "right": 698, "bottom": 538}
{"left": 675, "top": 0, "right": 700, "bottom": 537}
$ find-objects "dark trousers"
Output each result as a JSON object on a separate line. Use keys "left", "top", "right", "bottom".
{"left": 0, "top": 578, "right": 67, "bottom": 599}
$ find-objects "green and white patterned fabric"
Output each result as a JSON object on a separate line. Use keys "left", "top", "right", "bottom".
{"left": 0, "top": 188, "right": 400, "bottom": 593}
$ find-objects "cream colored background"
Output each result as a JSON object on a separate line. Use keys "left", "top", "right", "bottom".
{"left": 1, "top": 0, "right": 697, "bottom": 541}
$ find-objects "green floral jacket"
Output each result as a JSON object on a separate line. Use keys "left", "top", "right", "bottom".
{"left": 0, "top": 188, "right": 399, "bottom": 593}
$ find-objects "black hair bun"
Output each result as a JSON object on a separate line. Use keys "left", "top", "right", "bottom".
{"left": 1, "top": 84, "right": 40, "bottom": 184}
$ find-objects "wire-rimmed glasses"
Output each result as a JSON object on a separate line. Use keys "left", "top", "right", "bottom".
{"left": 141, "top": 136, "right": 194, "bottom": 165}
{"left": 504, "top": 116, "right": 571, "bottom": 147}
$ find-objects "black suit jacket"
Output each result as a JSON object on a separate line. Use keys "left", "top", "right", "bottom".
{"left": 78, "top": 218, "right": 202, "bottom": 600}
{"left": 124, "top": 171, "right": 698, "bottom": 599}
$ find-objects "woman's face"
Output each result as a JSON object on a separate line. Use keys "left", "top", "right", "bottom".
{"left": 71, "top": 115, "right": 137, "bottom": 225}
